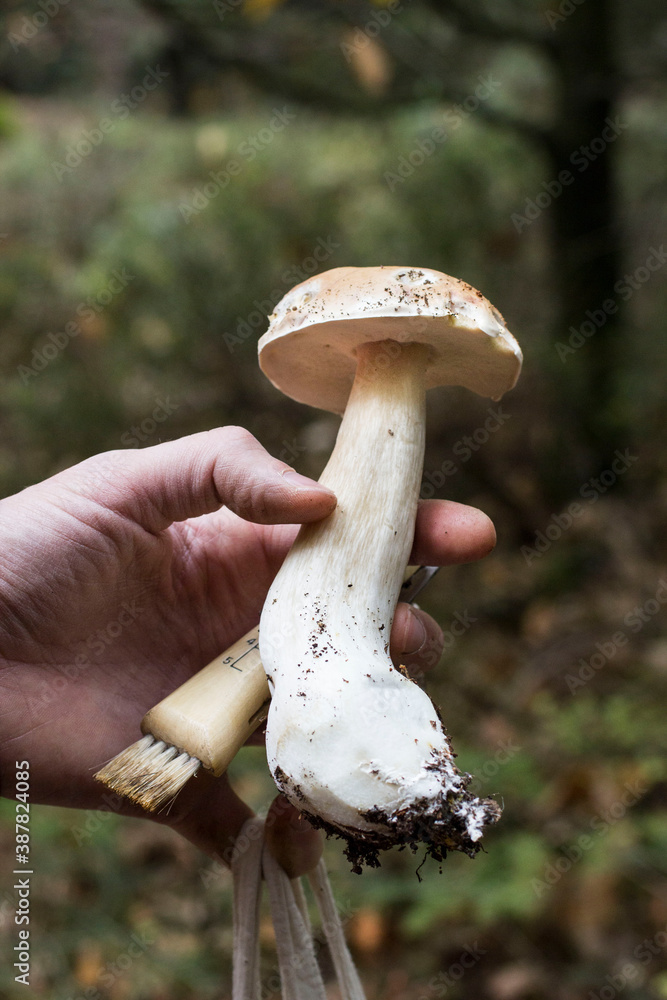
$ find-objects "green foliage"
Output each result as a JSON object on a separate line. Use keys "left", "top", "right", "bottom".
{"left": 0, "top": 101, "right": 542, "bottom": 498}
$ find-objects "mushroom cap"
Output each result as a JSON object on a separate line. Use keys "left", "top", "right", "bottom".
{"left": 258, "top": 266, "right": 522, "bottom": 413}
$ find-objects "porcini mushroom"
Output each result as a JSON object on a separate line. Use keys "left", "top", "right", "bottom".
{"left": 258, "top": 266, "right": 522, "bottom": 869}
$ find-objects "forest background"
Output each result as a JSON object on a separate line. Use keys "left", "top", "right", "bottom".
{"left": 0, "top": 1, "right": 666, "bottom": 997}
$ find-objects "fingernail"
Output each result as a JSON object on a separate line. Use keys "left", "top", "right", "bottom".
{"left": 404, "top": 608, "right": 427, "bottom": 654}
{"left": 281, "top": 469, "right": 336, "bottom": 497}
{"left": 290, "top": 811, "right": 313, "bottom": 833}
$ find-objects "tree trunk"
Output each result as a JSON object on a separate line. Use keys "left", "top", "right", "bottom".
{"left": 547, "top": 0, "right": 622, "bottom": 487}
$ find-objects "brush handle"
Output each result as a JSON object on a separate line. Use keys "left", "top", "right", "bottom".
{"left": 140, "top": 565, "right": 435, "bottom": 777}
{"left": 141, "top": 629, "right": 269, "bottom": 776}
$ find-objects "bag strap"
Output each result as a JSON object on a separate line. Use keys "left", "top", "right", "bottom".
{"left": 230, "top": 816, "right": 366, "bottom": 1000}
{"left": 231, "top": 816, "right": 263, "bottom": 1000}
{"left": 308, "top": 860, "right": 366, "bottom": 1000}
{"left": 262, "top": 845, "right": 328, "bottom": 999}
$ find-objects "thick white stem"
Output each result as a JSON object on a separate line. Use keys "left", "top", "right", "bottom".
{"left": 260, "top": 340, "right": 499, "bottom": 864}
{"left": 268, "top": 339, "right": 427, "bottom": 643}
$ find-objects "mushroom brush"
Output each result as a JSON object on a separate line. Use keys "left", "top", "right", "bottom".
{"left": 258, "top": 266, "right": 522, "bottom": 871}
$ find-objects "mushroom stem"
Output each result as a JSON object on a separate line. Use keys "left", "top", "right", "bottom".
{"left": 261, "top": 338, "right": 500, "bottom": 867}
{"left": 288, "top": 339, "right": 427, "bottom": 626}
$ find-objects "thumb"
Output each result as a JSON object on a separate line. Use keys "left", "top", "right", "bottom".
{"left": 65, "top": 426, "right": 337, "bottom": 531}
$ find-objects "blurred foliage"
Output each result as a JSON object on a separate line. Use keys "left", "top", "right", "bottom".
{"left": 0, "top": 0, "right": 667, "bottom": 998}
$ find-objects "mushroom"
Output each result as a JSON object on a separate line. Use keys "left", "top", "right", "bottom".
{"left": 258, "top": 266, "right": 522, "bottom": 870}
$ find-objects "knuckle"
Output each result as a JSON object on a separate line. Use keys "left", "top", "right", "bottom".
{"left": 214, "top": 424, "right": 257, "bottom": 448}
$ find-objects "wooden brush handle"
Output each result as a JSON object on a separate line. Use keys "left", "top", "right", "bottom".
{"left": 141, "top": 628, "right": 269, "bottom": 776}
{"left": 140, "top": 565, "right": 430, "bottom": 778}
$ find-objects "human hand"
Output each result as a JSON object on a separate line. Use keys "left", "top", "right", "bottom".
{"left": 0, "top": 427, "right": 495, "bottom": 876}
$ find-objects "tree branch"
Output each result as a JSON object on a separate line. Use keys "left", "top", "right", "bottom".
{"left": 139, "top": 0, "right": 555, "bottom": 150}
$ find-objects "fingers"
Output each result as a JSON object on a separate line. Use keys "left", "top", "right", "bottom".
{"left": 390, "top": 603, "right": 443, "bottom": 676}
{"left": 264, "top": 794, "right": 323, "bottom": 878}
{"left": 390, "top": 500, "right": 495, "bottom": 675}
{"left": 389, "top": 500, "right": 495, "bottom": 676}
{"left": 409, "top": 499, "right": 496, "bottom": 566}
{"left": 72, "top": 427, "right": 337, "bottom": 531}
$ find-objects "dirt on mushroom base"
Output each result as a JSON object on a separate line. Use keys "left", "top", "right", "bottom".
{"left": 273, "top": 754, "right": 502, "bottom": 874}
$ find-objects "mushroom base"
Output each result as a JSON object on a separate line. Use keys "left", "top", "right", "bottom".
{"left": 273, "top": 757, "right": 501, "bottom": 874}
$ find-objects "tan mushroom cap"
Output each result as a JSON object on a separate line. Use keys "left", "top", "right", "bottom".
{"left": 258, "top": 266, "right": 522, "bottom": 413}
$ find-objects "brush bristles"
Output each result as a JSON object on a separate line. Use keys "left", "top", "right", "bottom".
{"left": 94, "top": 734, "right": 202, "bottom": 812}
